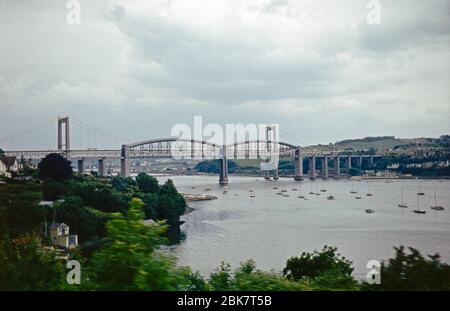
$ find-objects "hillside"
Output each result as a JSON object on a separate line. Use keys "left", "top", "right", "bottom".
{"left": 304, "top": 135, "right": 450, "bottom": 153}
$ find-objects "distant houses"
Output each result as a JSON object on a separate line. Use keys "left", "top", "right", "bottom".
{"left": 0, "top": 156, "right": 20, "bottom": 178}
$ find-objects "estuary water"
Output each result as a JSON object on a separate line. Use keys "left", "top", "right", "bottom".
{"left": 160, "top": 175, "right": 450, "bottom": 279}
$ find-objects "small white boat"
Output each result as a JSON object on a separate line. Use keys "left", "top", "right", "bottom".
{"left": 398, "top": 188, "right": 408, "bottom": 208}
{"left": 327, "top": 196, "right": 335, "bottom": 200}
{"left": 430, "top": 189, "right": 445, "bottom": 211}
{"left": 365, "top": 209, "right": 375, "bottom": 214}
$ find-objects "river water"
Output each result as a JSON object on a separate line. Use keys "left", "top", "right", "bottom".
{"left": 159, "top": 175, "right": 450, "bottom": 279}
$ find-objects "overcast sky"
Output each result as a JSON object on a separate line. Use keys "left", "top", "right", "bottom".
{"left": 0, "top": 0, "right": 449, "bottom": 149}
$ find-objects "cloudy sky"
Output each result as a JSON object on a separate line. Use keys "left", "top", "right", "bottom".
{"left": 0, "top": 0, "right": 449, "bottom": 149}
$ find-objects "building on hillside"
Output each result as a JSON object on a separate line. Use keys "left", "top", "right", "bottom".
{"left": 49, "top": 223, "right": 78, "bottom": 250}
{"left": 0, "top": 156, "right": 20, "bottom": 178}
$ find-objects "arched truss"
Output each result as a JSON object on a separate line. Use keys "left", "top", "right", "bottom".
{"left": 126, "top": 138, "right": 299, "bottom": 160}
{"left": 127, "top": 138, "right": 222, "bottom": 159}
{"left": 225, "top": 140, "right": 297, "bottom": 160}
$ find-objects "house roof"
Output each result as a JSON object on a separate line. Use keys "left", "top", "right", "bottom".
{"left": 0, "top": 156, "right": 17, "bottom": 167}
{"left": 50, "top": 222, "right": 69, "bottom": 229}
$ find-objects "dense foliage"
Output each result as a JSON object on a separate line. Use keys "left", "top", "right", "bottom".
{"left": 38, "top": 153, "right": 73, "bottom": 181}
{"left": 195, "top": 160, "right": 239, "bottom": 174}
{"left": 363, "top": 246, "right": 450, "bottom": 290}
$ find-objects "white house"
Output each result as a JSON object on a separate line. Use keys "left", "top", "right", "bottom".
{"left": 0, "top": 156, "right": 20, "bottom": 178}
{"left": 49, "top": 223, "right": 78, "bottom": 250}
{"left": 0, "top": 159, "right": 7, "bottom": 177}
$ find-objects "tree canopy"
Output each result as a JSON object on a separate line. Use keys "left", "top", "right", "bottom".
{"left": 38, "top": 153, "right": 73, "bottom": 181}
{"left": 136, "top": 172, "right": 160, "bottom": 193}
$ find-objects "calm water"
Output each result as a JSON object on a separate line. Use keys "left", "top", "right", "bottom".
{"left": 159, "top": 175, "right": 450, "bottom": 279}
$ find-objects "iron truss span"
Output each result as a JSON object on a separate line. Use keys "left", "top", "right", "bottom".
{"left": 5, "top": 150, "right": 121, "bottom": 159}
{"left": 126, "top": 139, "right": 299, "bottom": 160}
{"left": 5, "top": 139, "right": 379, "bottom": 160}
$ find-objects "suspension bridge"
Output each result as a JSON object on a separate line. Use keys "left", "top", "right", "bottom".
{"left": 1, "top": 117, "right": 380, "bottom": 184}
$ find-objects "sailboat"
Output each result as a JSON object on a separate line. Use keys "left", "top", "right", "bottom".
{"left": 398, "top": 188, "right": 408, "bottom": 208}
{"left": 417, "top": 184, "right": 425, "bottom": 195}
{"left": 350, "top": 181, "right": 357, "bottom": 194}
{"left": 413, "top": 195, "right": 426, "bottom": 214}
{"left": 366, "top": 182, "right": 373, "bottom": 196}
{"left": 430, "top": 189, "right": 445, "bottom": 211}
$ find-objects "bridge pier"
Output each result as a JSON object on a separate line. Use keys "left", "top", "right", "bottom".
{"left": 358, "top": 156, "right": 363, "bottom": 169}
{"left": 77, "top": 158, "right": 85, "bottom": 175}
{"left": 347, "top": 155, "right": 352, "bottom": 172}
{"left": 309, "top": 156, "right": 316, "bottom": 179}
{"left": 322, "top": 156, "right": 328, "bottom": 179}
{"left": 98, "top": 158, "right": 106, "bottom": 177}
{"left": 334, "top": 156, "right": 340, "bottom": 176}
{"left": 219, "top": 145, "right": 228, "bottom": 185}
{"left": 121, "top": 145, "right": 130, "bottom": 177}
{"left": 264, "top": 170, "right": 270, "bottom": 180}
{"left": 294, "top": 147, "right": 303, "bottom": 180}
{"left": 273, "top": 168, "right": 279, "bottom": 180}
{"left": 370, "top": 156, "right": 374, "bottom": 166}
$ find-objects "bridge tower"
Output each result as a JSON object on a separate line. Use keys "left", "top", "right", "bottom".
{"left": 219, "top": 145, "right": 228, "bottom": 185}
{"left": 322, "top": 156, "right": 329, "bottom": 179}
{"left": 294, "top": 146, "right": 303, "bottom": 180}
{"left": 57, "top": 117, "right": 70, "bottom": 150}
{"left": 121, "top": 144, "right": 130, "bottom": 177}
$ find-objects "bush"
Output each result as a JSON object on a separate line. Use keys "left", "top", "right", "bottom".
{"left": 283, "top": 246, "right": 353, "bottom": 282}
{"left": 363, "top": 246, "right": 450, "bottom": 290}
{"left": 38, "top": 153, "right": 73, "bottom": 181}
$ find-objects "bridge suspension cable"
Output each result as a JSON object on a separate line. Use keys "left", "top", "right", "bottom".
{"left": 0, "top": 117, "right": 56, "bottom": 150}
{"left": 70, "top": 117, "right": 130, "bottom": 149}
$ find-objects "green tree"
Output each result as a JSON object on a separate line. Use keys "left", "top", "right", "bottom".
{"left": 0, "top": 183, "right": 46, "bottom": 238}
{"left": 363, "top": 246, "right": 450, "bottom": 290}
{"left": 0, "top": 234, "right": 66, "bottom": 290}
{"left": 157, "top": 179, "right": 187, "bottom": 223}
{"left": 42, "top": 181, "right": 69, "bottom": 201}
{"left": 86, "top": 198, "right": 185, "bottom": 290}
{"left": 55, "top": 196, "right": 107, "bottom": 242}
{"left": 283, "top": 246, "right": 354, "bottom": 282}
{"left": 38, "top": 153, "right": 73, "bottom": 181}
{"left": 208, "top": 260, "right": 310, "bottom": 291}
{"left": 136, "top": 173, "right": 160, "bottom": 193}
